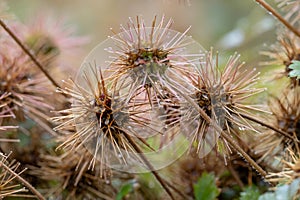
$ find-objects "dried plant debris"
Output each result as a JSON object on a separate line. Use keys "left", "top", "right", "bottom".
{"left": 0, "top": 152, "right": 41, "bottom": 199}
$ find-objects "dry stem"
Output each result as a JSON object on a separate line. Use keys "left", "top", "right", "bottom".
{"left": 123, "top": 133, "right": 180, "bottom": 200}
{"left": 0, "top": 19, "right": 62, "bottom": 90}
{"left": 240, "top": 112, "right": 299, "bottom": 142}
{"left": 0, "top": 160, "right": 45, "bottom": 200}
{"left": 255, "top": 0, "right": 300, "bottom": 38}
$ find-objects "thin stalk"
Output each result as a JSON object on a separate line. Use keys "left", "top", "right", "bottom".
{"left": 168, "top": 82, "right": 267, "bottom": 177}
{"left": 0, "top": 161, "right": 45, "bottom": 200}
{"left": 0, "top": 19, "right": 61, "bottom": 89}
{"left": 255, "top": 0, "right": 300, "bottom": 38}
{"left": 226, "top": 162, "right": 244, "bottom": 188}
{"left": 239, "top": 112, "right": 298, "bottom": 142}
{"left": 122, "top": 133, "right": 178, "bottom": 200}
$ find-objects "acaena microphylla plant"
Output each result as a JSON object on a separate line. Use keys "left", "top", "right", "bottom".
{"left": 0, "top": 152, "right": 44, "bottom": 199}
{"left": 106, "top": 15, "right": 204, "bottom": 106}
{"left": 0, "top": 27, "right": 56, "bottom": 135}
{"left": 161, "top": 49, "right": 269, "bottom": 177}
{"left": 23, "top": 14, "right": 89, "bottom": 77}
{"left": 52, "top": 66, "right": 180, "bottom": 199}
{"left": 102, "top": 15, "right": 206, "bottom": 157}
{"left": 70, "top": 15, "right": 207, "bottom": 169}
{"left": 29, "top": 146, "right": 115, "bottom": 199}
{"left": 260, "top": 29, "right": 300, "bottom": 86}
{"left": 267, "top": 148, "right": 300, "bottom": 186}
{"left": 165, "top": 50, "right": 264, "bottom": 157}
{"left": 254, "top": 88, "right": 300, "bottom": 167}
{"left": 52, "top": 68, "right": 142, "bottom": 171}
{"left": 0, "top": 152, "right": 27, "bottom": 198}
{"left": 51, "top": 15, "right": 208, "bottom": 200}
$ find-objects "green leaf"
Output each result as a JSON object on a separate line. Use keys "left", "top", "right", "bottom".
{"left": 115, "top": 182, "right": 134, "bottom": 200}
{"left": 288, "top": 60, "right": 300, "bottom": 79}
{"left": 258, "top": 179, "right": 300, "bottom": 200}
{"left": 239, "top": 185, "right": 260, "bottom": 200}
{"left": 193, "top": 172, "right": 220, "bottom": 200}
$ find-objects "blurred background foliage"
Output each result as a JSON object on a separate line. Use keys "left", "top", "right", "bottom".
{"left": 7, "top": 0, "right": 276, "bottom": 66}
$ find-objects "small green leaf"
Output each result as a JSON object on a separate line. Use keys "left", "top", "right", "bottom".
{"left": 288, "top": 60, "right": 300, "bottom": 79}
{"left": 258, "top": 179, "right": 300, "bottom": 200}
{"left": 239, "top": 185, "right": 260, "bottom": 200}
{"left": 116, "top": 182, "right": 133, "bottom": 200}
{"left": 193, "top": 172, "right": 220, "bottom": 200}
{"left": 258, "top": 192, "right": 275, "bottom": 200}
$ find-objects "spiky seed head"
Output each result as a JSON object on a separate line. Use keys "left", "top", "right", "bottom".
{"left": 0, "top": 153, "right": 29, "bottom": 198}
{"left": 181, "top": 49, "right": 265, "bottom": 159}
{"left": 53, "top": 65, "right": 156, "bottom": 173}
{"left": 261, "top": 30, "right": 300, "bottom": 86}
{"left": 104, "top": 15, "right": 205, "bottom": 107}
{"left": 267, "top": 148, "right": 300, "bottom": 185}
{"left": 255, "top": 88, "right": 300, "bottom": 166}
{"left": 0, "top": 30, "right": 54, "bottom": 133}
{"left": 29, "top": 147, "right": 114, "bottom": 199}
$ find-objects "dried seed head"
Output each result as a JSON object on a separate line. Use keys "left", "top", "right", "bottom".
{"left": 255, "top": 88, "right": 300, "bottom": 164}
{"left": 104, "top": 15, "right": 204, "bottom": 106}
{"left": 261, "top": 30, "right": 300, "bottom": 86}
{"left": 253, "top": 89, "right": 300, "bottom": 174}
{"left": 29, "top": 147, "right": 114, "bottom": 199}
{"left": 181, "top": 49, "right": 265, "bottom": 158}
{"left": 23, "top": 14, "right": 89, "bottom": 76}
{"left": 0, "top": 31, "right": 54, "bottom": 132}
{"left": 53, "top": 65, "right": 160, "bottom": 173}
{"left": 0, "top": 153, "right": 30, "bottom": 198}
{"left": 267, "top": 148, "right": 300, "bottom": 184}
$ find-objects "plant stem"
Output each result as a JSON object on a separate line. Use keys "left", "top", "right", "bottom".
{"left": 239, "top": 113, "right": 298, "bottom": 142}
{"left": 255, "top": 0, "right": 300, "bottom": 38}
{"left": 0, "top": 19, "right": 61, "bottom": 89}
{"left": 123, "top": 133, "right": 177, "bottom": 200}
{"left": 0, "top": 161, "right": 45, "bottom": 200}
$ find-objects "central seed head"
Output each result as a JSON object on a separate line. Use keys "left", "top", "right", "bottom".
{"left": 94, "top": 94, "right": 112, "bottom": 127}
{"left": 126, "top": 48, "right": 170, "bottom": 86}
{"left": 196, "top": 89, "right": 212, "bottom": 118}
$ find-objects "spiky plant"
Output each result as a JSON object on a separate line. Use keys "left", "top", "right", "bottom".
{"left": 260, "top": 29, "right": 300, "bottom": 86}
{"left": 0, "top": 153, "right": 28, "bottom": 198}
{"left": 254, "top": 88, "right": 300, "bottom": 170}
{"left": 107, "top": 15, "right": 203, "bottom": 107}
{"left": 0, "top": 152, "right": 45, "bottom": 199}
{"left": 0, "top": 25, "right": 55, "bottom": 134}
{"left": 29, "top": 146, "right": 115, "bottom": 200}
{"left": 267, "top": 148, "right": 300, "bottom": 190}
{"left": 23, "top": 15, "right": 88, "bottom": 78}
{"left": 53, "top": 67, "right": 143, "bottom": 171}
{"left": 167, "top": 50, "right": 264, "bottom": 157}
{"left": 52, "top": 65, "right": 180, "bottom": 199}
